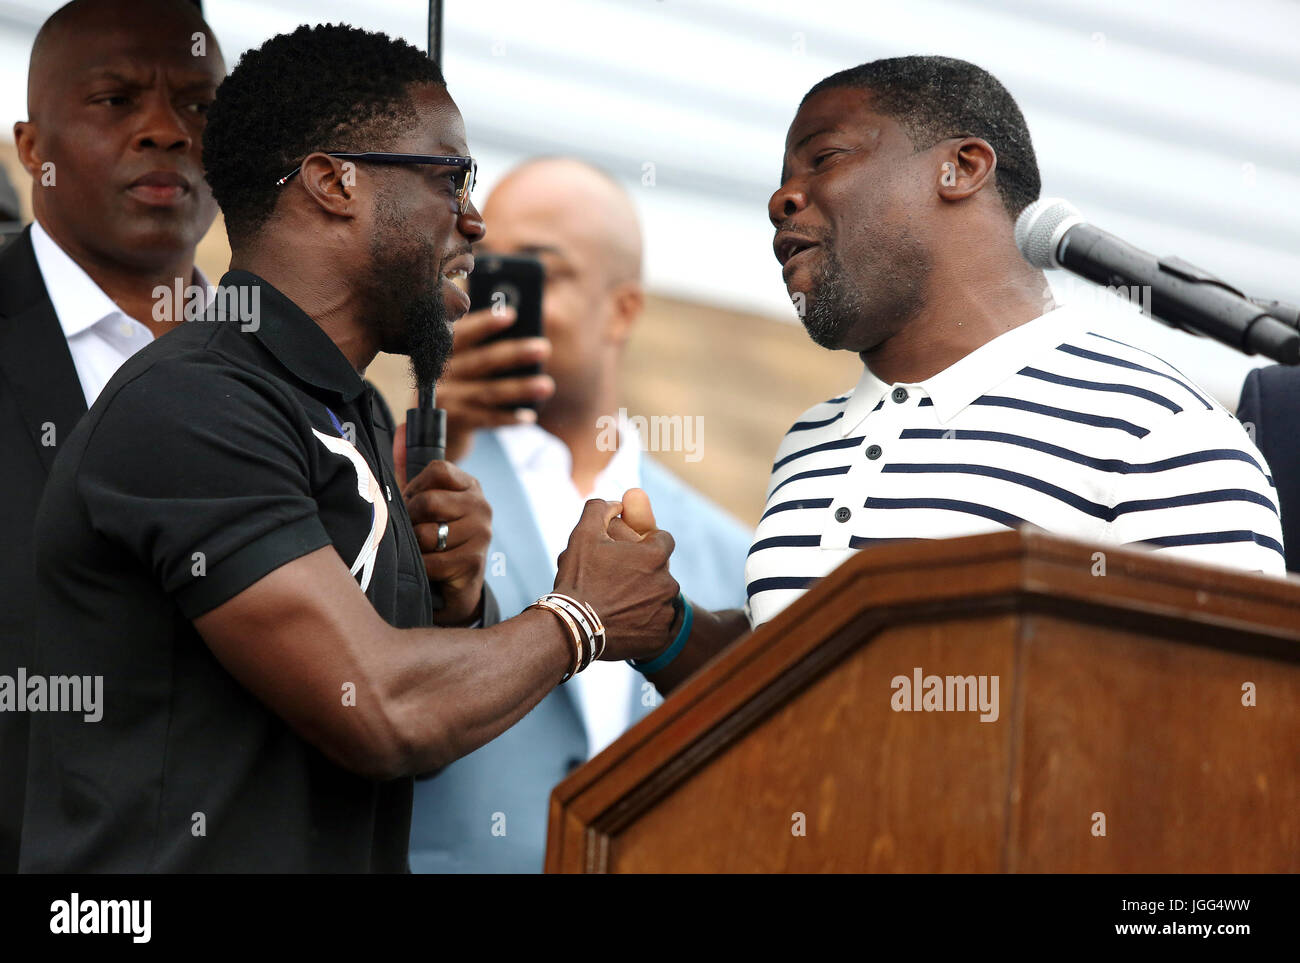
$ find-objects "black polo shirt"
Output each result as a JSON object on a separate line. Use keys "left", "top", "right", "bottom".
{"left": 21, "top": 270, "right": 433, "bottom": 872}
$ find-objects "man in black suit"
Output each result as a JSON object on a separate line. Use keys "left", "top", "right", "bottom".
{"left": 1238, "top": 367, "right": 1299, "bottom": 572}
{"left": 0, "top": 0, "right": 224, "bottom": 870}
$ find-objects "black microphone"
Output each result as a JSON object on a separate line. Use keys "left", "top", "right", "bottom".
{"left": 1015, "top": 197, "right": 1300, "bottom": 365}
{"left": 1250, "top": 297, "right": 1300, "bottom": 330}
{"left": 406, "top": 384, "right": 447, "bottom": 611}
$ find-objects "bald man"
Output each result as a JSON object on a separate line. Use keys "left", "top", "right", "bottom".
{"left": 403, "top": 157, "right": 752, "bottom": 873}
{"left": 0, "top": 0, "right": 223, "bottom": 870}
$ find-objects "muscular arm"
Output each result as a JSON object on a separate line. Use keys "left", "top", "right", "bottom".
{"left": 194, "top": 499, "right": 679, "bottom": 782}
{"left": 194, "top": 545, "right": 572, "bottom": 782}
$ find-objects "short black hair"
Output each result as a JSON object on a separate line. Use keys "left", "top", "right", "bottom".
{"left": 803, "top": 55, "right": 1040, "bottom": 219}
{"left": 203, "top": 23, "right": 444, "bottom": 245}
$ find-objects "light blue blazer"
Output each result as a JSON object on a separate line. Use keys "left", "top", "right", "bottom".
{"left": 408, "top": 430, "right": 752, "bottom": 873}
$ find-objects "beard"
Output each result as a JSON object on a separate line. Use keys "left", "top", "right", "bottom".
{"left": 802, "top": 244, "right": 866, "bottom": 349}
{"left": 368, "top": 193, "right": 455, "bottom": 390}
{"left": 800, "top": 232, "right": 930, "bottom": 352}
{"left": 399, "top": 287, "right": 454, "bottom": 390}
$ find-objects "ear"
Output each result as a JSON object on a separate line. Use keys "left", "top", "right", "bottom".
{"left": 606, "top": 279, "right": 644, "bottom": 347}
{"left": 935, "top": 137, "right": 997, "bottom": 204}
{"left": 294, "top": 152, "right": 361, "bottom": 221}
{"left": 13, "top": 120, "right": 41, "bottom": 180}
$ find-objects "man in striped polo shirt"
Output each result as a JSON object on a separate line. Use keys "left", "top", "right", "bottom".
{"left": 635, "top": 55, "right": 1284, "bottom": 693}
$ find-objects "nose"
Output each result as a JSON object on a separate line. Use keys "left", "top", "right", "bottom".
{"left": 458, "top": 198, "right": 486, "bottom": 243}
{"left": 132, "top": 90, "right": 193, "bottom": 154}
{"left": 768, "top": 178, "right": 809, "bottom": 229}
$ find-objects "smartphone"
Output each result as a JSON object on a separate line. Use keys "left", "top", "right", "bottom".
{"left": 468, "top": 254, "right": 545, "bottom": 409}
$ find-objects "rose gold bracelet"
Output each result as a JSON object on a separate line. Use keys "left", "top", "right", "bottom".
{"left": 548, "top": 592, "right": 606, "bottom": 662}
{"left": 529, "top": 598, "right": 585, "bottom": 682}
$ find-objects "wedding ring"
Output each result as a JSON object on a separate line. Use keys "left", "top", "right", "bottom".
{"left": 435, "top": 522, "right": 449, "bottom": 552}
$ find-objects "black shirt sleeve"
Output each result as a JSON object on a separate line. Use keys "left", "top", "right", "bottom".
{"left": 75, "top": 359, "right": 333, "bottom": 619}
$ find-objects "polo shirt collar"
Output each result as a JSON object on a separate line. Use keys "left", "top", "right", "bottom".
{"left": 840, "top": 364, "right": 892, "bottom": 435}
{"left": 223, "top": 269, "right": 366, "bottom": 403}
{"left": 841, "top": 303, "right": 1087, "bottom": 434}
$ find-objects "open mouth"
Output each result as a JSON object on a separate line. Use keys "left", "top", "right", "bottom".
{"left": 774, "top": 231, "right": 823, "bottom": 283}
{"left": 777, "top": 235, "right": 822, "bottom": 285}
{"left": 775, "top": 236, "right": 819, "bottom": 267}
{"left": 441, "top": 252, "right": 474, "bottom": 284}
{"left": 440, "top": 254, "right": 474, "bottom": 318}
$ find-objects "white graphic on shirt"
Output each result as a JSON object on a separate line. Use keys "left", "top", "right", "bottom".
{"left": 311, "top": 428, "right": 388, "bottom": 591}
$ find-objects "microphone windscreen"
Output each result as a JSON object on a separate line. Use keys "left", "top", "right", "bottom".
{"left": 1016, "top": 196, "right": 1083, "bottom": 269}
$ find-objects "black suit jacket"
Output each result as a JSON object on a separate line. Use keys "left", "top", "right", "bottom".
{"left": 0, "top": 226, "right": 88, "bottom": 872}
{"left": 1237, "top": 365, "right": 1299, "bottom": 573}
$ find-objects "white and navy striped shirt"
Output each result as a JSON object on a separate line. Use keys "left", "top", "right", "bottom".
{"left": 745, "top": 304, "right": 1286, "bottom": 627}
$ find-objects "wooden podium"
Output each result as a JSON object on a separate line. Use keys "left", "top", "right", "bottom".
{"left": 545, "top": 530, "right": 1300, "bottom": 872}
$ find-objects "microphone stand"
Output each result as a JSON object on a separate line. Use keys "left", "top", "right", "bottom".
{"left": 406, "top": 384, "right": 447, "bottom": 611}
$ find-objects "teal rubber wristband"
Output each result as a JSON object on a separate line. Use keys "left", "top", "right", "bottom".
{"left": 629, "top": 593, "right": 692, "bottom": 675}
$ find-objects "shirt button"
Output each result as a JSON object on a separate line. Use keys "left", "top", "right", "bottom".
{"left": 118, "top": 320, "right": 135, "bottom": 337}
{"left": 834, "top": 506, "right": 852, "bottom": 523}
{"left": 891, "top": 387, "right": 908, "bottom": 403}
{"left": 866, "top": 444, "right": 882, "bottom": 460}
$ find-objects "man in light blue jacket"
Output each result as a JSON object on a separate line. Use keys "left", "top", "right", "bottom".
{"left": 405, "top": 158, "right": 751, "bottom": 873}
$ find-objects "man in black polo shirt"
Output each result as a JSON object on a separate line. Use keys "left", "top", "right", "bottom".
{"left": 20, "top": 24, "right": 681, "bottom": 872}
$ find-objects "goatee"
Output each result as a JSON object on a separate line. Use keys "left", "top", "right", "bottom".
{"left": 402, "top": 288, "right": 454, "bottom": 390}
{"left": 368, "top": 192, "right": 456, "bottom": 390}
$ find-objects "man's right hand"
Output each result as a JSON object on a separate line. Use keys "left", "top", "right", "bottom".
{"left": 552, "top": 496, "right": 679, "bottom": 664}
{"left": 438, "top": 306, "right": 555, "bottom": 461}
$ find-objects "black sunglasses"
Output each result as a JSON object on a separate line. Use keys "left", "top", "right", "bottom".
{"left": 275, "top": 152, "right": 477, "bottom": 214}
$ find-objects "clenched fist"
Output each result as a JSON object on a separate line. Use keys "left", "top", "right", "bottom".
{"left": 553, "top": 491, "right": 680, "bottom": 663}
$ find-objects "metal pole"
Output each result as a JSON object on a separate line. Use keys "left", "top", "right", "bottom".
{"left": 428, "top": 0, "right": 443, "bottom": 66}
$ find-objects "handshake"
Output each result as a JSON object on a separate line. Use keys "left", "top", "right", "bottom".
{"left": 395, "top": 446, "right": 682, "bottom": 667}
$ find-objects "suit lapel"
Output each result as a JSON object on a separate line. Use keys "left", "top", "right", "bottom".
{"left": 0, "top": 228, "right": 87, "bottom": 474}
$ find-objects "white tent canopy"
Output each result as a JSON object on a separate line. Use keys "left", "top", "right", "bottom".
{"left": 2, "top": 0, "right": 1297, "bottom": 405}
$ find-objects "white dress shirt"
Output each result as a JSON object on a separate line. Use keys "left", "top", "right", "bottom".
{"left": 30, "top": 219, "right": 211, "bottom": 407}
{"left": 496, "top": 418, "right": 645, "bottom": 757}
